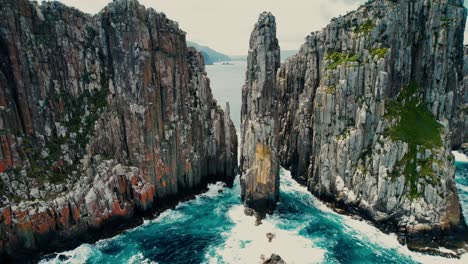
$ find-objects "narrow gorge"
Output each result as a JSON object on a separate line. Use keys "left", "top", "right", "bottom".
{"left": 0, "top": 0, "right": 468, "bottom": 262}
{"left": 0, "top": 0, "right": 237, "bottom": 260}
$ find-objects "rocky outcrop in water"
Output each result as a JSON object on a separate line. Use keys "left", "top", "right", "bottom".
{"left": 240, "top": 12, "right": 280, "bottom": 214}
{"left": 263, "top": 254, "right": 286, "bottom": 264}
{"left": 0, "top": 0, "right": 237, "bottom": 260}
{"left": 274, "top": 0, "right": 468, "bottom": 254}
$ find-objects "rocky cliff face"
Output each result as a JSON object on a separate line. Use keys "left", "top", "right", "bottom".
{"left": 240, "top": 12, "right": 280, "bottom": 214}
{"left": 452, "top": 45, "right": 468, "bottom": 149}
{"left": 276, "top": 0, "right": 467, "bottom": 253}
{"left": 0, "top": 0, "right": 237, "bottom": 259}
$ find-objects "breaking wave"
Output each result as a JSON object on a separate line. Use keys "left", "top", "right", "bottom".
{"left": 41, "top": 166, "right": 468, "bottom": 264}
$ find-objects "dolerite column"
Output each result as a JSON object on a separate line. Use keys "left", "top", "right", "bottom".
{"left": 240, "top": 12, "right": 280, "bottom": 214}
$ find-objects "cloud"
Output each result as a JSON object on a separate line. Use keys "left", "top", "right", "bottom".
{"left": 37, "top": 0, "right": 468, "bottom": 55}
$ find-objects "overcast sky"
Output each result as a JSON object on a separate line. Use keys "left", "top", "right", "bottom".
{"left": 38, "top": 0, "right": 468, "bottom": 56}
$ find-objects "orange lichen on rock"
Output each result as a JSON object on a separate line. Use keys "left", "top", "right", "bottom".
{"left": 0, "top": 134, "right": 14, "bottom": 172}
{"left": 184, "top": 161, "right": 192, "bottom": 174}
{"left": 59, "top": 206, "right": 70, "bottom": 228}
{"left": 254, "top": 143, "right": 272, "bottom": 185}
{"left": 1, "top": 207, "right": 12, "bottom": 226}
{"left": 111, "top": 201, "right": 128, "bottom": 216}
{"left": 131, "top": 175, "right": 138, "bottom": 186}
{"left": 0, "top": 159, "right": 7, "bottom": 173}
{"left": 31, "top": 211, "right": 56, "bottom": 235}
{"left": 72, "top": 204, "right": 81, "bottom": 223}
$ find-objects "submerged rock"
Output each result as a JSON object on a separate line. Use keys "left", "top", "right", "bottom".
{"left": 266, "top": 232, "right": 276, "bottom": 242}
{"left": 263, "top": 254, "right": 286, "bottom": 264}
{"left": 240, "top": 12, "right": 281, "bottom": 214}
{"left": 0, "top": 0, "right": 237, "bottom": 259}
{"left": 275, "top": 0, "right": 467, "bottom": 254}
{"left": 461, "top": 143, "right": 468, "bottom": 156}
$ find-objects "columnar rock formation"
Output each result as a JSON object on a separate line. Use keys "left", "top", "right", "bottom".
{"left": 240, "top": 12, "right": 280, "bottom": 214}
{"left": 452, "top": 45, "right": 468, "bottom": 149}
{"left": 0, "top": 0, "right": 237, "bottom": 259}
{"left": 276, "top": 0, "right": 467, "bottom": 253}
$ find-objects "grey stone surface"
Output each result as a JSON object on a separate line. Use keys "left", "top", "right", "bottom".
{"left": 276, "top": 0, "right": 467, "bottom": 253}
{"left": 240, "top": 12, "right": 281, "bottom": 214}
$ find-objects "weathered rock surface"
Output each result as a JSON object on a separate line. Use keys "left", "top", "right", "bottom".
{"left": 461, "top": 143, "right": 468, "bottom": 157}
{"left": 263, "top": 254, "right": 286, "bottom": 264}
{"left": 240, "top": 12, "right": 280, "bottom": 214}
{"left": 276, "top": 0, "right": 467, "bottom": 254}
{"left": 452, "top": 45, "right": 468, "bottom": 149}
{"left": 0, "top": 0, "right": 237, "bottom": 260}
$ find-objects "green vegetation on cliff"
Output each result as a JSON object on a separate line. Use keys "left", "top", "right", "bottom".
{"left": 385, "top": 82, "right": 443, "bottom": 199}
{"left": 386, "top": 82, "right": 442, "bottom": 148}
{"left": 354, "top": 20, "right": 375, "bottom": 35}
{"left": 325, "top": 51, "right": 359, "bottom": 70}
{"left": 370, "top": 48, "right": 388, "bottom": 60}
{"left": 25, "top": 78, "right": 110, "bottom": 184}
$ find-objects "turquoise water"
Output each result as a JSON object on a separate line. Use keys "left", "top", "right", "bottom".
{"left": 456, "top": 161, "right": 468, "bottom": 222}
{"left": 40, "top": 167, "right": 468, "bottom": 264}
{"left": 40, "top": 63, "right": 468, "bottom": 264}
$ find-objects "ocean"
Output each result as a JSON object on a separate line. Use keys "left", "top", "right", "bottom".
{"left": 40, "top": 61, "right": 468, "bottom": 264}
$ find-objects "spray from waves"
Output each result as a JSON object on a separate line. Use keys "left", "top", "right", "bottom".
{"left": 40, "top": 167, "right": 468, "bottom": 264}
{"left": 128, "top": 252, "right": 158, "bottom": 264}
{"left": 204, "top": 205, "right": 326, "bottom": 264}
{"left": 277, "top": 170, "right": 468, "bottom": 264}
{"left": 197, "top": 181, "right": 229, "bottom": 198}
{"left": 338, "top": 215, "right": 468, "bottom": 264}
{"left": 142, "top": 209, "right": 186, "bottom": 226}
{"left": 40, "top": 180, "right": 235, "bottom": 264}
{"left": 458, "top": 184, "right": 468, "bottom": 194}
{"left": 141, "top": 181, "right": 228, "bottom": 227}
{"left": 38, "top": 244, "right": 97, "bottom": 264}
{"left": 453, "top": 151, "right": 468, "bottom": 163}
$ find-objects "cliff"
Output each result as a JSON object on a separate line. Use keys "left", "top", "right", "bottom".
{"left": 240, "top": 12, "right": 280, "bottom": 214}
{"left": 275, "top": 0, "right": 467, "bottom": 254}
{"left": 0, "top": 0, "right": 237, "bottom": 260}
{"left": 452, "top": 45, "right": 468, "bottom": 149}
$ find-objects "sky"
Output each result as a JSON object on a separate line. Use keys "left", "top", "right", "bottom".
{"left": 37, "top": 0, "right": 468, "bottom": 56}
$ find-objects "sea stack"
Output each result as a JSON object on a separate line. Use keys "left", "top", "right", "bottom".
{"left": 240, "top": 12, "right": 281, "bottom": 214}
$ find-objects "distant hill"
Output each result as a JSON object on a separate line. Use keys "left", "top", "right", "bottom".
{"left": 281, "top": 50, "right": 299, "bottom": 61}
{"left": 187, "top": 41, "right": 231, "bottom": 65}
{"left": 187, "top": 41, "right": 298, "bottom": 63}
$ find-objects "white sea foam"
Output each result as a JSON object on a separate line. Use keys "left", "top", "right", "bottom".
{"left": 340, "top": 214, "right": 468, "bottom": 263}
{"left": 453, "top": 151, "right": 468, "bottom": 163}
{"left": 41, "top": 168, "right": 468, "bottom": 264}
{"left": 205, "top": 204, "right": 326, "bottom": 264}
{"left": 201, "top": 181, "right": 227, "bottom": 198}
{"left": 146, "top": 181, "right": 228, "bottom": 225}
{"left": 128, "top": 252, "right": 158, "bottom": 264}
{"left": 176, "top": 181, "right": 229, "bottom": 209}
{"left": 282, "top": 167, "right": 468, "bottom": 264}
{"left": 39, "top": 244, "right": 95, "bottom": 264}
{"left": 152, "top": 209, "right": 185, "bottom": 223}
{"left": 458, "top": 183, "right": 468, "bottom": 193}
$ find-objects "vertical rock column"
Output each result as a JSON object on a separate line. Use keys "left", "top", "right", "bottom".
{"left": 240, "top": 12, "right": 280, "bottom": 214}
